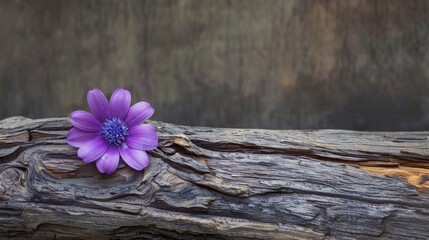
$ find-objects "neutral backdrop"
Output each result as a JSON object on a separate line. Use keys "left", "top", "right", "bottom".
{"left": 1, "top": 0, "right": 428, "bottom": 130}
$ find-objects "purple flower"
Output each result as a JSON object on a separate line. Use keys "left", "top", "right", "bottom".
{"left": 66, "top": 88, "right": 158, "bottom": 175}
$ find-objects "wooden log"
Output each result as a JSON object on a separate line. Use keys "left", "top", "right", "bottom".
{"left": 0, "top": 117, "right": 428, "bottom": 239}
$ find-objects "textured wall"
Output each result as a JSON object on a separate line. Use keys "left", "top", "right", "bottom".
{"left": 1, "top": 0, "right": 429, "bottom": 130}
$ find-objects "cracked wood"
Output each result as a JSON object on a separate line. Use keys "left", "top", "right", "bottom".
{"left": 0, "top": 117, "right": 428, "bottom": 239}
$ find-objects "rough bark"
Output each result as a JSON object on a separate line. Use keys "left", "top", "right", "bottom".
{"left": 0, "top": 117, "right": 428, "bottom": 239}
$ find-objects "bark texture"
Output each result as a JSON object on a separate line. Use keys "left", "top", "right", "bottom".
{"left": 0, "top": 117, "right": 428, "bottom": 239}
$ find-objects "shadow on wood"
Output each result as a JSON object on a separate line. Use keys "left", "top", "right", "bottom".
{"left": 0, "top": 117, "right": 428, "bottom": 239}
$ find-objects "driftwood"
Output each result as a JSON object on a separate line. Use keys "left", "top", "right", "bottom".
{"left": 0, "top": 117, "right": 428, "bottom": 239}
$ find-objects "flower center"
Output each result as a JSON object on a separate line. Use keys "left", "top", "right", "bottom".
{"left": 100, "top": 118, "right": 129, "bottom": 146}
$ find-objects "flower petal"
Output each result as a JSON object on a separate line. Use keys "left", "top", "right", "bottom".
{"left": 126, "top": 124, "right": 158, "bottom": 150}
{"left": 96, "top": 146, "right": 120, "bottom": 175}
{"left": 119, "top": 144, "right": 149, "bottom": 171}
{"left": 124, "top": 101, "right": 154, "bottom": 127}
{"left": 70, "top": 110, "right": 101, "bottom": 132}
{"left": 77, "top": 136, "right": 108, "bottom": 163}
{"left": 110, "top": 88, "right": 131, "bottom": 119}
{"left": 87, "top": 88, "right": 111, "bottom": 121}
{"left": 66, "top": 127, "right": 99, "bottom": 147}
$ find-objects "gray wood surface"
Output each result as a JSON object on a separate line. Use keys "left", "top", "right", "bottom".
{"left": 0, "top": 117, "right": 428, "bottom": 239}
{"left": 1, "top": 0, "right": 429, "bottom": 130}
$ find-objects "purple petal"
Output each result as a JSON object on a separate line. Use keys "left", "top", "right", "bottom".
{"left": 66, "top": 127, "right": 99, "bottom": 147}
{"left": 77, "top": 135, "right": 108, "bottom": 163}
{"left": 119, "top": 144, "right": 149, "bottom": 171}
{"left": 126, "top": 124, "right": 158, "bottom": 150}
{"left": 70, "top": 110, "right": 101, "bottom": 132}
{"left": 124, "top": 101, "right": 154, "bottom": 127}
{"left": 96, "top": 146, "right": 120, "bottom": 175}
{"left": 87, "top": 88, "right": 111, "bottom": 121}
{"left": 110, "top": 88, "right": 131, "bottom": 119}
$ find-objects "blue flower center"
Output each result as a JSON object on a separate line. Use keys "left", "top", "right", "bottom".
{"left": 100, "top": 118, "right": 129, "bottom": 146}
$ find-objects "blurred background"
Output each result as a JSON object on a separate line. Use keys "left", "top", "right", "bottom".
{"left": 0, "top": 0, "right": 429, "bottom": 130}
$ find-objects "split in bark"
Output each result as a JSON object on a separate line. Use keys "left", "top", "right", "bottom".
{"left": 0, "top": 117, "right": 428, "bottom": 239}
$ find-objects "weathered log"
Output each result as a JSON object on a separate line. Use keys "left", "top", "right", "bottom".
{"left": 0, "top": 117, "right": 428, "bottom": 239}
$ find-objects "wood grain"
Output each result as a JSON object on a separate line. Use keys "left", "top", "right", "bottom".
{"left": 0, "top": 117, "right": 428, "bottom": 239}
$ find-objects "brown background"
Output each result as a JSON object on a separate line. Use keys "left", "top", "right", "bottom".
{"left": 1, "top": 0, "right": 428, "bottom": 130}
